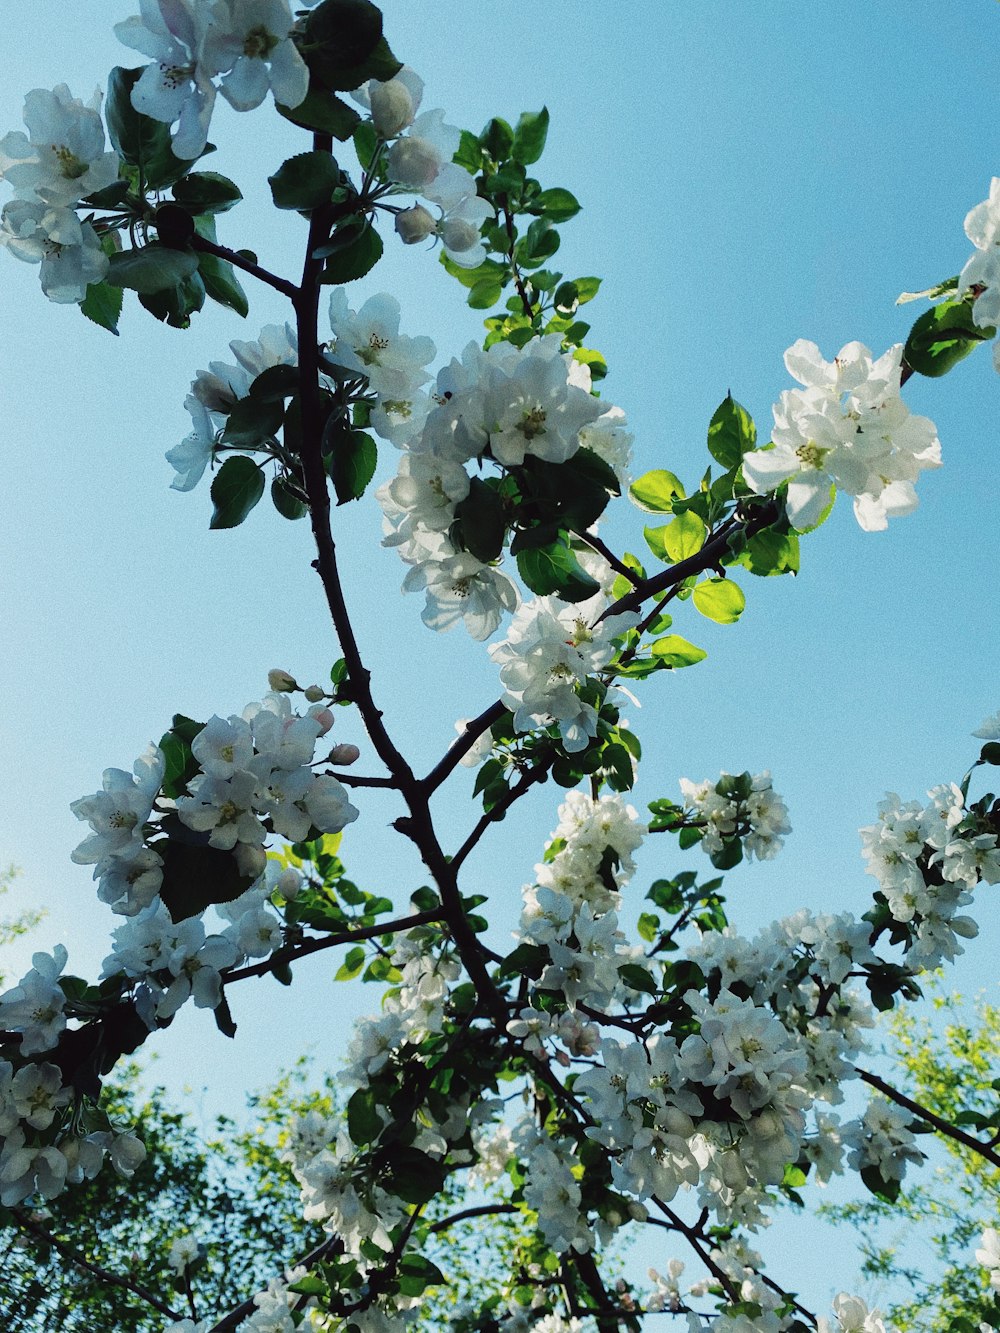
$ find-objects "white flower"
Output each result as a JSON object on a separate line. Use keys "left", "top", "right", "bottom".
{"left": 403, "top": 548, "right": 519, "bottom": 640}
{"left": 328, "top": 290, "right": 435, "bottom": 405}
{"left": 958, "top": 177, "right": 1000, "bottom": 331}
{"left": 115, "top": 0, "right": 217, "bottom": 159}
{"left": 423, "top": 163, "right": 493, "bottom": 268}
{"left": 743, "top": 340, "right": 940, "bottom": 533}
{"left": 0, "top": 201, "right": 108, "bottom": 303}
{"left": 70, "top": 745, "right": 165, "bottom": 872}
{"left": 166, "top": 395, "right": 219, "bottom": 492}
{"left": 0, "top": 946, "right": 69, "bottom": 1055}
{"left": 0, "top": 85, "right": 119, "bottom": 207}
{"left": 201, "top": 0, "right": 309, "bottom": 113}
{"left": 168, "top": 1233, "right": 200, "bottom": 1274}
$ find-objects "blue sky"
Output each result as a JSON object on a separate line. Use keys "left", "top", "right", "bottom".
{"left": 1, "top": 0, "right": 999, "bottom": 1318}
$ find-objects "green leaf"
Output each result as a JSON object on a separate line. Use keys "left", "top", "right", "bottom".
{"left": 454, "top": 478, "right": 507, "bottom": 562}
{"left": 980, "top": 742, "right": 1000, "bottom": 766}
{"left": 347, "top": 1087, "right": 381, "bottom": 1145}
{"left": 159, "top": 834, "right": 254, "bottom": 922}
{"left": 629, "top": 469, "right": 686, "bottom": 512}
{"left": 271, "top": 476, "right": 308, "bottom": 520}
{"left": 158, "top": 715, "right": 204, "bottom": 800}
{"left": 305, "top": 2, "right": 399, "bottom": 91}
{"left": 105, "top": 66, "right": 199, "bottom": 189}
{"left": 904, "top": 298, "right": 994, "bottom": 378}
{"left": 618, "top": 963, "right": 658, "bottom": 995}
{"left": 693, "top": 577, "right": 746, "bottom": 624}
{"left": 736, "top": 527, "right": 800, "bottom": 577}
{"left": 532, "top": 187, "right": 581, "bottom": 221}
{"left": 385, "top": 1147, "right": 447, "bottom": 1205}
{"left": 138, "top": 267, "right": 205, "bottom": 328}
{"left": 195, "top": 247, "right": 248, "bottom": 317}
{"left": 107, "top": 245, "right": 200, "bottom": 295}
{"left": 221, "top": 395, "right": 284, "bottom": 447}
{"left": 511, "top": 107, "right": 550, "bottom": 165}
{"left": 637, "top": 912, "right": 660, "bottom": 943}
{"left": 277, "top": 86, "right": 361, "bottom": 140}
{"left": 209, "top": 456, "right": 265, "bottom": 529}
{"left": 336, "top": 945, "right": 366, "bottom": 981}
{"left": 250, "top": 364, "right": 300, "bottom": 402}
{"left": 327, "top": 427, "right": 377, "bottom": 504}
{"left": 80, "top": 280, "right": 123, "bottom": 335}
{"left": 644, "top": 510, "right": 706, "bottom": 563}
{"left": 268, "top": 150, "right": 341, "bottom": 211}
{"left": 397, "top": 1254, "right": 445, "bottom": 1297}
{"left": 480, "top": 117, "right": 514, "bottom": 159}
{"left": 468, "top": 277, "right": 504, "bottom": 309}
{"left": 320, "top": 222, "right": 383, "bottom": 283}
{"left": 213, "top": 995, "right": 237, "bottom": 1039}
{"left": 517, "top": 217, "right": 560, "bottom": 268}
{"left": 707, "top": 393, "right": 756, "bottom": 468}
{"left": 516, "top": 538, "right": 601, "bottom": 602}
{"left": 650, "top": 635, "right": 707, "bottom": 668}
{"left": 172, "top": 172, "right": 243, "bottom": 214}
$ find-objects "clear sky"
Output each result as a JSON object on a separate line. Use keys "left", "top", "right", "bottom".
{"left": 1, "top": 0, "right": 999, "bottom": 1319}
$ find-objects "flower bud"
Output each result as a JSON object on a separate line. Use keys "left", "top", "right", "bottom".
{"left": 386, "top": 135, "right": 441, "bottom": 191}
{"left": 303, "top": 684, "right": 326, "bottom": 703}
{"left": 234, "top": 843, "right": 267, "bottom": 881}
{"left": 268, "top": 669, "right": 298, "bottom": 692}
{"left": 277, "top": 868, "right": 302, "bottom": 901}
{"left": 309, "top": 705, "right": 335, "bottom": 736}
{"left": 328, "top": 742, "right": 361, "bottom": 766}
{"left": 369, "top": 78, "right": 417, "bottom": 137}
{"left": 439, "top": 216, "right": 480, "bottom": 254}
{"left": 394, "top": 204, "right": 437, "bottom": 245}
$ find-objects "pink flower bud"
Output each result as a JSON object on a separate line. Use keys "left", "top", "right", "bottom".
{"left": 309, "top": 706, "right": 335, "bottom": 735}
{"left": 328, "top": 742, "right": 360, "bottom": 766}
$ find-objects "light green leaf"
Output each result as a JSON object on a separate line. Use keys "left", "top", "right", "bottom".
{"left": 692, "top": 577, "right": 745, "bottom": 624}
{"left": 650, "top": 635, "right": 707, "bottom": 668}
{"left": 630, "top": 469, "right": 687, "bottom": 512}
{"left": 645, "top": 510, "right": 706, "bottom": 563}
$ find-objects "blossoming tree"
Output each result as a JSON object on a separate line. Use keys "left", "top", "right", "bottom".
{"left": 1, "top": 3, "right": 1000, "bottom": 1331}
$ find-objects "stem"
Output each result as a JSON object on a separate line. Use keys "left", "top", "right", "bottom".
{"left": 189, "top": 233, "right": 298, "bottom": 301}
{"left": 450, "top": 754, "right": 554, "bottom": 874}
{"left": 426, "top": 1203, "right": 518, "bottom": 1233}
{"left": 221, "top": 909, "right": 444, "bottom": 986}
{"left": 579, "top": 531, "right": 642, "bottom": 585}
{"left": 857, "top": 1067, "right": 1000, "bottom": 1170}
{"left": 421, "top": 700, "right": 508, "bottom": 794}
{"left": 10, "top": 1209, "right": 181, "bottom": 1322}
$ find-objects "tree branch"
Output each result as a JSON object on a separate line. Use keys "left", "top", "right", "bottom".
{"left": 10, "top": 1209, "right": 182, "bottom": 1322}
{"left": 450, "top": 754, "right": 554, "bottom": 874}
{"left": 189, "top": 233, "right": 298, "bottom": 302}
{"left": 421, "top": 700, "right": 508, "bottom": 795}
{"left": 857, "top": 1066, "right": 1000, "bottom": 1170}
{"left": 426, "top": 1203, "right": 518, "bottom": 1233}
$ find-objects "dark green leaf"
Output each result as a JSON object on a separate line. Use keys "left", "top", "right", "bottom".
{"left": 904, "top": 298, "right": 994, "bottom": 377}
{"left": 159, "top": 835, "right": 254, "bottom": 922}
{"left": 305, "top": 1, "right": 399, "bottom": 91}
{"left": 271, "top": 476, "right": 308, "bottom": 520}
{"left": 137, "top": 267, "right": 205, "bottom": 328}
{"left": 532, "top": 187, "right": 580, "bottom": 221}
{"left": 511, "top": 107, "right": 550, "bottom": 165}
{"left": 467, "top": 277, "right": 503, "bottom": 309}
{"left": 221, "top": 395, "right": 284, "bottom": 447}
{"left": 107, "top": 245, "right": 200, "bottom": 295}
{"left": 172, "top": 172, "right": 243, "bottom": 214}
{"left": 454, "top": 477, "right": 507, "bottom": 562}
{"left": 347, "top": 1087, "right": 382, "bottom": 1145}
{"left": 278, "top": 86, "right": 361, "bottom": 140}
{"left": 516, "top": 538, "right": 601, "bottom": 602}
{"left": 81, "top": 179, "right": 131, "bottom": 209}
{"left": 397, "top": 1254, "right": 445, "bottom": 1297}
{"left": 980, "top": 743, "right": 1000, "bottom": 766}
{"left": 195, "top": 243, "right": 248, "bottom": 315}
{"left": 385, "top": 1147, "right": 446, "bottom": 1204}
{"left": 618, "top": 963, "right": 657, "bottom": 995}
{"left": 213, "top": 995, "right": 237, "bottom": 1039}
{"left": 209, "top": 456, "right": 266, "bottom": 529}
{"left": 250, "top": 364, "right": 301, "bottom": 402}
{"left": 707, "top": 394, "right": 756, "bottom": 469}
{"left": 736, "top": 527, "right": 800, "bottom": 577}
{"left": 320, "top": 222, "right": 383, "bottom": 283}
{"left": 80, "top": 280, "right": 123, "bottom": 335}
{"left": 326, "top": 426, "right": 377, "bottom": 504}
{"left": 268, "top": 150, "right": 341, "bottom": 211}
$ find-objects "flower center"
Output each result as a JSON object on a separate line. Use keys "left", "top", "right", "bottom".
{"left": 795, "top": 440, "right": 828, "bottom": 470}
{"left": 243, "top": 25, "right": 279, "bottom": 60}
{"left": 160, "top": 61, "right": 195, "bottom": 91}
{"left": 53, "top": 144, "right": 87, "bottom": 180}
{"left": 518, "top": 406, "right": 547, "bottom": 440}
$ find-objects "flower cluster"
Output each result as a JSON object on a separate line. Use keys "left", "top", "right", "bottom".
{"left": 742, "top": 339, "right": 941, "bottom": 532}
{"left": 678, "top": 770, "right": 791, "bottom": 863}
{"left": 167, "top": 322, "right": 298, "bottom": 491}
{"left": 115, "top": 0, "right": 310, "bottom": 160}
{"left": 378, "top": 333, "right": 617, "bottom": 645}
{"left": 0, "top": 84, "right": 117, "bottom": 301}
{"left": 352, "top": 67, "right": 493, "bottom": 269}
{"left": 860, "top": 781, "right": 1000, "bottom": 968}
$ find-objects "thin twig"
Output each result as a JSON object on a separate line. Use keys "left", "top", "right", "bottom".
{"left": 189, "top": 233, "right": 298, "bottom": 301}
{"left": 857, "top": 1067, "right": 1000, "bottom": 1170}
